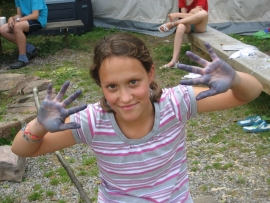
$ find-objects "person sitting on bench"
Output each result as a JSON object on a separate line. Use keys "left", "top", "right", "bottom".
{"left": 0, "top": 0, "right": 48, "bottom": 69}
{"left": 158, "top": 0, "right": 208, "bottom": 69}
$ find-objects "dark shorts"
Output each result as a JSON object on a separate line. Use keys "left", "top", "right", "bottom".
{"left": 190, "top": 24, "right": 207, "bottom": 33}
{"left": 24, "top": 20, "right": 42, "bottom": 36}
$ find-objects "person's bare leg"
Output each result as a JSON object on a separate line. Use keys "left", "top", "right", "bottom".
{"left": 160, "top": 24, "right": 187, "bottom": 68}
{"left": 13, "top": 21, "right": 29, "bottom": 55}
{"left": 0, "top": 24, "right": 17, "bottom": 43}
{"left": 1, "top": 21, "right": 29, "bottom": 55}
{"left": 170, "top": 24, "right": 189, "bottom": 66}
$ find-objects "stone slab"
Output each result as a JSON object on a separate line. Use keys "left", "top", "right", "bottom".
{"left": 0, "top": 145, "right": 26, "bottom": 182}
{"left": 0, "top": 113, "right": 36, "bottom": 139}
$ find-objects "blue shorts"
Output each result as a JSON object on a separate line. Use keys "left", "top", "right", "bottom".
{"left": 24, "top": 20, "right": 42, "bottom": 36}
{"left": 190, "top": 24, "right": 207, "bottom": 33}
{"left": 190, "top": 24, "right": 195, "bottom": 32}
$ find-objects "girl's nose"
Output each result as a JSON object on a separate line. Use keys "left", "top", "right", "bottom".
{"left": 119, "top": 88, "right": 132, "bottom": 103}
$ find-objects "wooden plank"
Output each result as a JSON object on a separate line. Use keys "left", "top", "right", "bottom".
{"left": 187, "top": 26, "right": 270, "bottom": 95}
{"left": 44, "top": 20, "right": 84, "bottom": 30}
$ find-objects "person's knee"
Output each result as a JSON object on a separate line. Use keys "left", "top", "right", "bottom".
{"left": 198, "top": 10, "right": 208, "bottom": 19}
{"left": 13, "top": 23, "right": 26, "bottom": 34}
{"left": 176, "top": 24, "right": 186, "bottom": 34}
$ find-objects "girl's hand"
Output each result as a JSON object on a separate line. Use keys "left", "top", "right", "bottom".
{"left": 37, "top": 81, "right": 87, "bottom": 132}
{"left": 168, "top": 12, "right": 180, "bottom": 22}
{"left": 177, "top": 42, "right": 236, "bottom": 100}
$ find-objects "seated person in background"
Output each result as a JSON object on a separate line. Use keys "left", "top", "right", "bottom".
{"left": 159, "top": 0, "right": 208, "bottom": 69}
{"left": 0, "top": 0, "right": 48, "bottom": 69}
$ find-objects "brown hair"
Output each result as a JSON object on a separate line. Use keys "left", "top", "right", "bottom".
{"left": 90, "top": 33, "right": 162, "bottom": 112}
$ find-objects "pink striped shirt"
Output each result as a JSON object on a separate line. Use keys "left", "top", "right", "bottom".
{"left": 71, "top": 85, "right": 197, "bottom": 203}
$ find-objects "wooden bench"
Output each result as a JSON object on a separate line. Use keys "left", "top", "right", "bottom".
{"left": 187, "top": 26, "right": 270, "bottom": 95}
{"left": 0, "top": 20, "right": 84, "bottom": 54}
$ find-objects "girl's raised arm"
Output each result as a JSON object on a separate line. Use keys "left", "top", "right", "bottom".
{"left": 177, "top": 42, "right": 263, "bottom": 112}
{"left": 11, "top": 81, "right": 87, "bottom": 157}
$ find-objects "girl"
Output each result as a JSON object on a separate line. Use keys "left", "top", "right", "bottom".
{"left": 159, "top": 0, "right": 208, "bottom": 69}
{"left": 12, "top": 33, "right": 262, "bottom": 202}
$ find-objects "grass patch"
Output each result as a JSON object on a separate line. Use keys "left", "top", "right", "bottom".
{"left": 0, "top": 195, "right": 16, "bottom": 203}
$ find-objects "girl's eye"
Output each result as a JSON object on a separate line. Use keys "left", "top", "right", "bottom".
{"left": 130, "top": 80, "right": 137, "bottom": 85}
{"left": 108, "top": 85, "right": 116, "bottom": 89}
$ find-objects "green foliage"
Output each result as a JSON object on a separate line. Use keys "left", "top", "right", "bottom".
{"left": 28, "top": 191, "right": 43, "bottom": 201}
{"left": 46, "top": 190, "right": 55, "bottom": 197}
{"left": 230, "top": 34, "right": 270, "bottom": 53}
{"left": 0, "top": 138, "right": 12, "bottom": 146}
{"left": 50, "top": 178, "right": 60, "bottom": 185}
{"left": 0, "top": 195, "right": 16, "bottom": 203}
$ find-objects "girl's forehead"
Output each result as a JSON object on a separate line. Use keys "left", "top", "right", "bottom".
{"left": 99, "top": 56, "right": 148, "bottom": 82}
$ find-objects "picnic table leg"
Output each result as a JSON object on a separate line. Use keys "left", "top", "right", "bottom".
{"left": 0, "top": 36, "right": 2, "bottom": 54}
{"left": 64, "top": 28, "right": 68, "bottom": 47}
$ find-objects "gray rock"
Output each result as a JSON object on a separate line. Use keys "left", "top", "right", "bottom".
{"left": 0, "top": 145, "right": 26, "bottom": 182}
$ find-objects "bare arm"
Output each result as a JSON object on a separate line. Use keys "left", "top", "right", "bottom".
{"left": 11, "top": 81, "right": 87, "bottom": 157}
{"left": 178, "top": 42, "right": 262, "bottom": 113}
{"left": 11, "top": 117, "right": 76, "bottom": 157}
{"left": 168, "top": 6, "right": 205, "bottom": 21}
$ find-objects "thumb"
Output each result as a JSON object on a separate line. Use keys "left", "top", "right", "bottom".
{"left": 58, "top": 122, "right": 81, "bottom": 131}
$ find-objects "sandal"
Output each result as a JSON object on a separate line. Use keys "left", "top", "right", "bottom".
{"left": 237, "top": 115, "right": 261, "bottom": 127}
{"left": 10, "top": 60, "right": 28, "bottom": 69}
{"left": 243, "top": 120, "right": 270, "bottom": 133}
{"left": 159, "top": 60, "right": 179, "bottom": 69}
{"left": 158, "top": 22, "right": 175, "bottom": 33}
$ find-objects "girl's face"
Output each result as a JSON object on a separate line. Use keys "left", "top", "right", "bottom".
{"left": 99, "top": 56, "right": 155, "bottom": 123}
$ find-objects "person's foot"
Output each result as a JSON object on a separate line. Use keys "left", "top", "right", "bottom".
{"left": 10, "top": 60, "right": 29, "bottom": 69}
{"left": 158, "top": 22, "right": 175, "bottom": 33}
{"left": 26, "top": 48, "right": 38, "bottom": 60}
{"left": 159, "top": 60, "right": 179, "bottom": 69}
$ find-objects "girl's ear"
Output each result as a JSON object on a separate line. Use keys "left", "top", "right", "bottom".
{"left": 148, "top": 64, "right": 155, "bottom": 83}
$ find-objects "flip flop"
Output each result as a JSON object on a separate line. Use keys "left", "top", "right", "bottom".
{"left": 237, "top": 115, "right": 261, "bottom": 127}
{"left": 158, "top": 22, "right": 175, "bottom": 33}
{"left": 243, "top": 120, "right": 270, "bottom": 133}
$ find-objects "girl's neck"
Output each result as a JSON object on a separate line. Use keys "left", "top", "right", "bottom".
{"left": 186, "top": 0, "right": 194, "bottom": 6}
{"left": 115, "top": 102, "right": 155, "bottom": 139}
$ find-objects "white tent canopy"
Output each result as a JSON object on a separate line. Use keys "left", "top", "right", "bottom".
{"left": 208, "top": 0, "right": 270, "bottom": 35}
{"left": 91, "top": 0, "right": 270, "bottom": 37}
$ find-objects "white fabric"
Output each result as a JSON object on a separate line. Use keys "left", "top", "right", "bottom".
{"left": 91, "top": 0, "right": 270, "bottom": 36}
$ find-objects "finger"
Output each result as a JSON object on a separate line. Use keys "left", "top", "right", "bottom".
{"left": 54, "top": 81, "right": 70, "bottom": 102}
{"left": 185, "top": 51, "right": 209, "bottom": 67}
{"left": 62, "top": 89, "right": 83, "bottom": 107}
{"left": 59, "top": 122, "right": 81, "bottom": 131}
{"left": 196, "top": 88, "right": 217, "bottom": 100}
{"left": 66, "top": 104, "right": 87, "bottom": 116}
{"left": 177, "top": 64, "right": 204, "bottom": 75}
{"left": 180, "top": 78, "right": 204, "bottom": 86}
{"left": 204, "top": 42, "right": 218, "bottom": 61}
{"left": 45, "top": 83, "right": 53, "bottom": 100}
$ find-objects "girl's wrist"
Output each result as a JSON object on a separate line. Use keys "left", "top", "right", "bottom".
{"left": 27, "top": 118, "right": 48, "bottom": 138}
{"left": 230, "top": 71, "right": 241, "bottom": 89}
